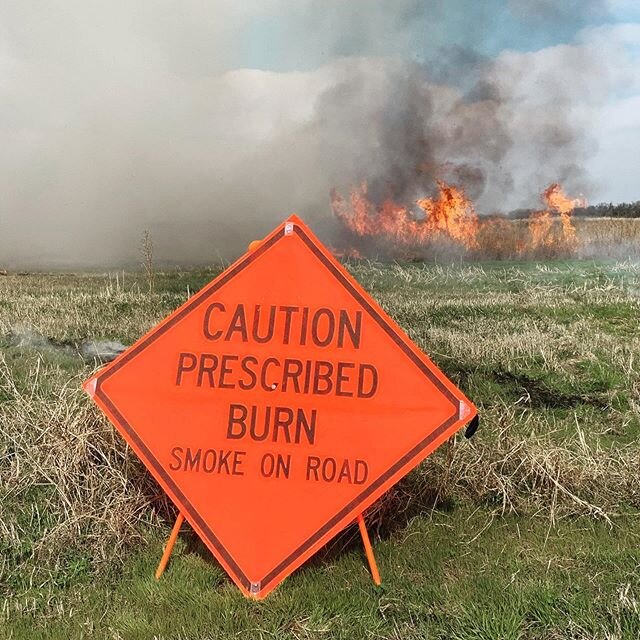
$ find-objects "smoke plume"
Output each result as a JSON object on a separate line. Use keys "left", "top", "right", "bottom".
{"left": 0, "top": 0, "right": 628, "bottom": 268}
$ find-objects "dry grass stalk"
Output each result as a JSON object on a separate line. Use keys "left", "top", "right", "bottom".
{"left": 140, "top": 229, "right": 155, "bottom": 293}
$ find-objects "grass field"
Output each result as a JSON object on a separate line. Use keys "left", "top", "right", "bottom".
{"left": 1, "top": 259, "right": 640, "bottom": 639}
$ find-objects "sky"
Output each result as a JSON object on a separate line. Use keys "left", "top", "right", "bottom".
{"left": 0, "top": 0, "right": 638, "bottom": 267}
{"left": 242, "top": 0, "right": 624, "bottom": 69}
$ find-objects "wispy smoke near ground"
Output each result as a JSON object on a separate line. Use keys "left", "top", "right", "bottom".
{"left": 0, "top": 0, "right": 632, "bottom": 268}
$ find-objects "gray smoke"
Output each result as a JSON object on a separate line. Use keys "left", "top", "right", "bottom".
{"left": 5, "top": 326, "right": 126, "bottom": 363}
{"left": 0, "top": 0, "right": 626, "bottom": 268}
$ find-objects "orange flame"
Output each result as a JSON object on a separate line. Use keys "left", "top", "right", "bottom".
{"left": 541, "top": 183, "right": 585, "bottom": 249}
{"left": 527, "top": 210, "right": 554, "bottom": 252}
{"left": 332, "top": 180, "right": 586, "bottom": 259}
{"left": 331, "top": 181, "right": 479, "bottom": 251}
{"left": 543, "top": 183, "right": 587, "bottom": 215}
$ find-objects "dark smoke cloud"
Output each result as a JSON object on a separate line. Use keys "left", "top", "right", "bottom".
{"left": 308, "top": 43, "right": 610, "bottom": 223}
{"left": 0, "top": 1, "right": 627, "bottom": 268}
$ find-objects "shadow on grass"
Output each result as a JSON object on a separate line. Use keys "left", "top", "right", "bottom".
{"left": 168, "top": 471, "right": 456, "bottom": 582}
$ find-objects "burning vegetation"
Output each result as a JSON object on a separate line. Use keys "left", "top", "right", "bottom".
{"left": 331, "top": 181, "right": 587, "bottom": 260}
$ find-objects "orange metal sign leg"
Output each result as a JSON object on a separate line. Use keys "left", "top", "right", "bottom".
{"left": 357, "top": 514, "right": 382, "bottom": 586}
{"left": 155, "top": 512, "right": 185, "bottom": 580}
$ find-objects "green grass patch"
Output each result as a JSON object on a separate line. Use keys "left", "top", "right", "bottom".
{"left": 7, "top": 508, "right": 640, "bottom": 639}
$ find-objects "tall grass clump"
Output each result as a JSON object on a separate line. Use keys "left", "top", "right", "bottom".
{"left": 0, "top": 355, "right": 168, "bottom": 596}
{"left": 576, "top": 217, "right": 640, "bottom": 258}
{"left": 370, "top": 404, "right": 640, "bottom": 535}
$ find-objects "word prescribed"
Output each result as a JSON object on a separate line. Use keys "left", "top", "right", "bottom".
{"left": 175, "top": 354, "right": 378, "bottom": 398}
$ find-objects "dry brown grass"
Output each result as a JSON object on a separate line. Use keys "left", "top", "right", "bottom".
{"left": 369, "top": 402, "right": 640, "bottom": 535}
{"left": 0, "top": 355, "right": 168, "bottom": 585}
{"left": 474, "top": 216, "right": 640, "bottom": 260}
{"left": 431, "top": 406, "right": 640, "bottom": 521}
{"left": 352, "top": 216, "right": 640, "bottom": 261}
{"left": 575, "top": 217, "right": 640, "bottom": 258}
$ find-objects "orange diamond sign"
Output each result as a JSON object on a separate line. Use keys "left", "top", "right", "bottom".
{"left": 84, "top": 215, "right": 476, "bottom": 599}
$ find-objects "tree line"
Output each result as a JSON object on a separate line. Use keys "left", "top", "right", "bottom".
{"left": 509, "top": 201, "right": 640, "bottom": 219}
